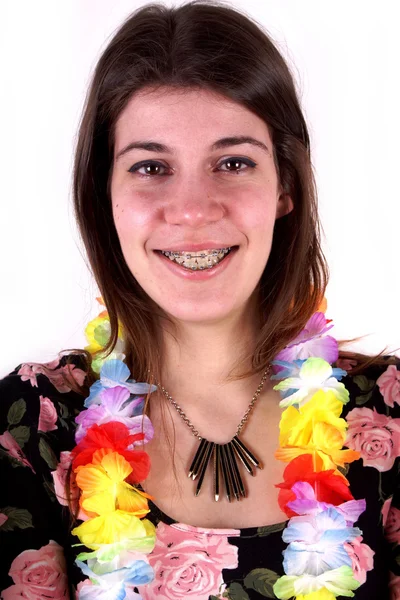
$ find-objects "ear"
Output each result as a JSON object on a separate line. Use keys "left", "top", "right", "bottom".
{"left": 275, "top": 192, "right": 294, "bottom": 219}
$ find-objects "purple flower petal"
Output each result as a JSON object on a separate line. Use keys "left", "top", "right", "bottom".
{"left": 75, "top": 386, "right": 154, "bottom": 444}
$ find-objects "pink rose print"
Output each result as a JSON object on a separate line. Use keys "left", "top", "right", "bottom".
{"left": 51, "top": 452, "right": 87, "bottom": 521}
{"left": 345, "top": 407, "right": 400, "bottom": 472}
{"left": 18, "top": 359, "right": 86, "bottom": 393}
{"left": 344, "top": 536, "right": 374, "bottom": 584}
{"left": 1, "top": 540, "right": 69, "bottom": 599}
{"left": 0, "top": 513, "right": 8, "bottom": 527}
{"left": 385, "top": 505, "right": 400, "bottom": 544}
{"left": 336, "top": 358, "right": 358, "bottom": 372}
{"left": 139, "top": 522, "right": 239, "bottom": 600}
{"left": 377, "top": 364, "right": 400, "bottom": 408}
{"left": 382, "top": 497, "right": 393, "bottom": 527}
{"left": 390, "top": 574, "right": 400, "bottom": 600}
{"left": 51, "top": 452, "right": 75, "bottom": 506}
{"left": 38, "top": 396, "right": 58, "bottom": 433}
{"left": 0, "top": 430, "right": 35, "bottom": 473}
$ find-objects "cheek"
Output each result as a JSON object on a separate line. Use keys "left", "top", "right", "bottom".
{"left": 232, "top": 187, "right": 277, "bottom": 236}
{"left": 112, "top": 192, "right": 158, "bottom": 245}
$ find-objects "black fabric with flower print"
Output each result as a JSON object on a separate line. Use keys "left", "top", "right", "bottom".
{"left": 1, "top": 355, "right": 400, "bottom": 599}
{"left": 0, "top": 356, "right": 86, "bottom": 598}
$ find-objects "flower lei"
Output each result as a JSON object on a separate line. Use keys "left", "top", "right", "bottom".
{"left": 61, "top": 300, "right": 370, "bottom": 599}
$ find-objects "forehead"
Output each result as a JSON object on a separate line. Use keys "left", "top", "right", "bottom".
{"left": 113, "top": 86, "right": 272, "bottom": 149}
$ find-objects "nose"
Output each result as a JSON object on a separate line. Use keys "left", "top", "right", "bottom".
{"left": 163, "top": 179, "right": 225, "bottom": 227}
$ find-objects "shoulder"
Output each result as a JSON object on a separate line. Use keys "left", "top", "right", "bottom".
{"left": 341, "top": 357, "right": 400, "bottom": 417}
{"left": 341, "top": 356, "right": 400, "bottom": 474}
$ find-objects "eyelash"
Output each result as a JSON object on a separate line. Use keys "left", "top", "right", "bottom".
{"left": 127, "top": 157, "right": 257, "bottom": 178}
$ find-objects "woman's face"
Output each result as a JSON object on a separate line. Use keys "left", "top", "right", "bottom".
{"left": 111, "top": 87, "right": 292, "bottom": 325}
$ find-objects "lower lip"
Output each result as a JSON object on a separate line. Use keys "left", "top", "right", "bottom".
{"left": 154, "top": 248, "right": 238, "bottom": 281}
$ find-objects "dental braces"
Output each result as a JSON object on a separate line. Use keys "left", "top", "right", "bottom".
{"left": 161, "top": 247, "right": 231, "bottom": 259}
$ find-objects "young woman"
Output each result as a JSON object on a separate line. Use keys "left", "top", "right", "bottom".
{"left": 1, "top": 2, "right": 399, "bottom": 599}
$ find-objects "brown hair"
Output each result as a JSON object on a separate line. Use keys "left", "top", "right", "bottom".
{"left": 73, "top": 0, "right": 329, "bottom": 386}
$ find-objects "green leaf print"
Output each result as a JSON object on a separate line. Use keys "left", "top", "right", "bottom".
{"left": 0, "top": 506, "right": 33, "bottom": 531}
{"left": 244, "top": 568, "right": 279, "bottom": 597}
{"left": 10, "top": 425, "right": 30, "bottom": 447}
{"left": 355, "top": 390, "right": 373, "bottom": 406}
{"left": 338, "top": 463, "right": 350, "bottom": 477}
{"left": 353, "top": 375, "right": 375, "bottom": 393}
{"left": 39, "top": 437, "right": 58, "bottom": 470}
{"left": 7, "top": 398, "right": 26, "bottom": 425}
{"left": 59, "top": 417, "right": 69, "bottom": 429}
{"left": 257, "top": 521, "right": 286, "bottom": 537}
{"left": 43, "top": 479, "right": 57, "bottom": 502}
{"left": 59, "top": 403, "right": 69, "bottom": 418}
{"left": 225, "top": 582, "right": 250, "bottom": 600}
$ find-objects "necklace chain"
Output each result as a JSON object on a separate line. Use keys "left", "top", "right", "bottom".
{"left": 157, "top": 365, "right": 271, "bottom": 440}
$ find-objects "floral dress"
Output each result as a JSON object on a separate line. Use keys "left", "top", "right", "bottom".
{"left": 1, "top": 355, "right": 400, "bottom": 599}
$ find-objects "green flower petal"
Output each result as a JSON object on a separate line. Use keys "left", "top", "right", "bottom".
{"left": 273, "top": 575, "right": 296, "bottom": 599}
{"left": 300, "top": 357, "right": 332, "bottom": 382}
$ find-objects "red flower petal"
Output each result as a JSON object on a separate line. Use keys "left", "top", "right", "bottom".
{"left": 72, "top": 422, "right": 150, "bottom": 482}
{"left": 276, "top": 455, "right": 354, "bottom": 517}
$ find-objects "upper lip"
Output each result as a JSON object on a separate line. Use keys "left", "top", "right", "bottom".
{"left": 155, "top": 243, "right": 236, "bottom": 252}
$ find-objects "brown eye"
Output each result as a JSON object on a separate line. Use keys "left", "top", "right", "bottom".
{"left": 128, "top": 161, "right": 170, "bottom": 177}
{"left": 217, "top": 157, "right": 257, "bottom": 173}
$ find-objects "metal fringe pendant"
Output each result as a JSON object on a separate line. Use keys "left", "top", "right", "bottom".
{"left": 187, "top": 435, "right": 263, "bottom": 501}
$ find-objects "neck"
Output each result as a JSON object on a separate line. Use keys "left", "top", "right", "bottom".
{"left": 158, "top": 303, "right": 265, "bottom": 409}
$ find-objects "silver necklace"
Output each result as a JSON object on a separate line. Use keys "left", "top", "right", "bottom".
{"left": 157, "top": 366, "right": 271, "bottom": 502}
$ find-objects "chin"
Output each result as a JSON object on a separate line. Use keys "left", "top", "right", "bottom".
{"left": 150, "top": 290, "right": 256, "bottom": 327}
{"left": 160, "top": 301, "right": 240, "bottom": 325}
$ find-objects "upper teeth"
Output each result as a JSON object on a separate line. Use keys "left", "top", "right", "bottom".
{"left": 160, "top": 247, "right": 232, "bottom": 270}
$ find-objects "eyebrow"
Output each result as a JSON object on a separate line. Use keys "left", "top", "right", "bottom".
{"left": 115, "top": 135, "right": 270, "bottom": 161}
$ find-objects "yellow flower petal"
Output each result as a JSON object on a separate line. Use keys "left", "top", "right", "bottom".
{"left": 297, "top": 589, "right": 336, "bottom": 600}
{"left": 318, "top": 297, "right": 328, "bottom": 314}
{"left": 275, "top": 447, "right": 339, "bottom": 471}
{"left": 76, "top": 452, "right": 145, "bottom": 516}
{"left": 85, "top": 316, "right": 111, "bottom": 353}
{"left": 330, "top": 448, "right": 360, "bottom": 467}
{"left": 312, "top": 422, "right": 345, "bottom": 451}
{"left": 91, "top": 447, "right": 114, "bottom": 465}
{"left": 117, "top": 484, "right": 150, "bottom": 515}
{"left": 82, "top": 490, "right": 116, "bottom": 515}
{"left": 72, "top": 509, "right": 149, "bottom": 548}
{"left": 100, "top": 451, "right": 132, "bottom": 483}
{"left": 76, "top": 464, "right": 113, "bottom": 496}
{"left": 279, "top": 391, "right": 347, "bottom": 450}
{"left": 301, "top": 390, "right": 344, "bottom": 420}
{"left": 279, "top": 406, "right": 299, "bottom": 446}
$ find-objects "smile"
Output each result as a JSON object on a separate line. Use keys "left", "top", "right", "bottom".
{"left": 159, "top": 247, "right": 232, "bottom": 270}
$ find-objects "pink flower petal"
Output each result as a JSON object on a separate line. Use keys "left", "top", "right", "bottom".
{"left": 382, "top": 497, "right": 392, "bottom": 527}
{"left": 377, "top": 365, "right": 400, "bottom": 408}
{"left": 344, "top": 537, "right": 374, "bottom": 584}
{"left": 345, "top": 408, "right": 400, "bottom": 472}
{"left": 38, "top": 396, "right": 58, "bottom": 433}
{"left": 5, "top": 540, "right": 69, "bottom": 599}
{"left": 139, "top": 521, "right": 238, "bottom": 600}
{"left": 0, "top": 431, "right": 36, "bottom": 473}
{"left": 385, "top": 506, "right": 400, "bottom": 544}
{"left": 18, "top": 360, "right": 86, "bottom": 393}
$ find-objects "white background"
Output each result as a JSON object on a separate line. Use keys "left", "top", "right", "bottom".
{"left": 1, "top": 0, "right": 399, "bottom": 378}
